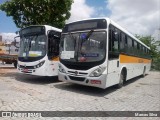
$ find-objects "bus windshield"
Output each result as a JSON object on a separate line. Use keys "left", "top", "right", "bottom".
{"left": 19, "top": 34, "right": 47, "bottom": 58}
{"left": 60, "top": 31, "right": 106, "bottom": 62}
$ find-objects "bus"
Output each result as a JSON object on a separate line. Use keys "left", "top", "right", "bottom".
{"left": 58, "top": 18, "right": 151, "bottom": 89}
{"left": 17, "top": 25, "right": 61, "bottom": 76}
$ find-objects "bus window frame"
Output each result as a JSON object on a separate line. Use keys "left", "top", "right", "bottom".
{"left": 108, "top": 24, "right": 151, "bottom": 60}
{"left": 108, "top": 24, "right": 120, "bottom": 60}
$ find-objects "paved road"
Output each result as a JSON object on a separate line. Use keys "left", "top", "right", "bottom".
{"left": 0, "top": 66, "right": 160, "bottom": 120}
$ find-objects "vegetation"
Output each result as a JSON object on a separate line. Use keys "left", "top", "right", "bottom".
{"left": 136, "top": 35, "right": 160, "bottom": 71}
{"left": 0, "top": 0, "right": 73, "bottom": 28}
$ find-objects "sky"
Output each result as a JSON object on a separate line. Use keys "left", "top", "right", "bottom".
{"left": 0, "top": 0, "right": 160, "bottom": 41}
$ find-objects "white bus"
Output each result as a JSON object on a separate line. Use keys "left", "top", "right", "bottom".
{"left": 17, "top": 25, "right": 61, "bottom": 76}
{"left": 58, "top": 18, "right": 151, "bottom": 89}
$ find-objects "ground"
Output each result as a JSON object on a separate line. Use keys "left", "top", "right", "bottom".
{"left": 0, "top": 63, "right": 160, "bottom": 120}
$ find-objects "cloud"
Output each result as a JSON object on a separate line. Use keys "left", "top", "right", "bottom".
{"left": 0, "top": 33, "right": 17, "bottom": 42}
{"left": 67, "top": 0, "right": 95, "bottom": 23}
{"left": 107, "top": 0, "right": 159, "bottom": 35}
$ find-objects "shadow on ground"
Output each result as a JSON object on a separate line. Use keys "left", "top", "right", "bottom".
{"left": 124, "top": 74, "right": 148, "bottom": 86}
{"left": 0, "top": 67, "right": 147, "bottom": 96}
{"left": 54, "top": 75, "right": 146, "bottom": 97}
{"left": 0, "top": 72, "right": 60, "bottom": 85}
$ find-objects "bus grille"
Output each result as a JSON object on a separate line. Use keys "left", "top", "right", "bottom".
{"left": 19, "top": 65, "right": 34, "bottom": 69}
{"left": 63, "top": 64, "right": 92, "bottom": 70}
{"left": 68, "top": 71, "right": 88, "bottom": 76}
{"left": 68, "top": 76, "right": 85, "bottom": 82}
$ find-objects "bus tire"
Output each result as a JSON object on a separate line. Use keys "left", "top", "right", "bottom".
{"left": 117, "top": 70, "right": 125, "bottom": 88}
{"left": 142, "top": 66, "right": 146, "bottom": 77}
{"left": 2, "top": 61, "right": 5, "bottom": 65}
{"left": 14, "top": 61, "right": 17, "bottom": 68}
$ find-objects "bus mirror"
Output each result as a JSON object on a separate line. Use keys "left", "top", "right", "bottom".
{"left": 14, "top": 36, "right": 20, "bottom": 48}
{"left": 81, "top": 33, "right": 87, "bottom": 40}
{"left": 48, "top": 31, "right": 55, "bottom": 38}
{"left": 54, "top": 35, "right": 59, "bottom": 38}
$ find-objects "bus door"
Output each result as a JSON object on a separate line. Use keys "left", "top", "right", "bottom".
{"left": 107, "top": 25, "right": 120, "bottom": 87}
{"left": 47, "top": 31, "right": 61, "bottom": 75}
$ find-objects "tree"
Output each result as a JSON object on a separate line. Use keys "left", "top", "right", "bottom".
{"left": 135, "top": 35, "right": 160, "bottom": 71}
{"left": 0, "top": 0, "right": 73, "bottom": 28}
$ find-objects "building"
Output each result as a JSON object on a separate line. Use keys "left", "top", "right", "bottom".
{"left": 0, "top": 35, "right": 19, "bottom": 55}
{"left": 4, "top": 41, "right": 19, "bottom": 55}
{"left": 0, "top": 35, "right": 2, "bottom": 42}
{"left": 0, "top": 35, "right": 6, "bottom": 54}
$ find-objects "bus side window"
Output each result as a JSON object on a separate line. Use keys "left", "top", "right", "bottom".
{"left": 120, "top": 32, "right": 125, "bottom": 52}
{"left": 139, "top": 44, "right": 142, "bottom": 57}
{"left": 131, "top": 39, "right": 134, "bottom": 55}
{"left": 48, "top": 31, "right": 61, "bottom": 59}
{"left": 127, "top": 36, "right": 132, "bottom": 54}
{"left": 134, "top": 41, "right": 137, "bottom": 56}
{"left": 142, "top": 46, "right": 145, "bottom": 57}
{"left": 109, "top": 25, "right": 119, "bottom": 59}
{"left": 112, "top": 30, "right": 119, "bottom": 52}
{"left": 137, "top": 42, "right": 140, "bottom": 56}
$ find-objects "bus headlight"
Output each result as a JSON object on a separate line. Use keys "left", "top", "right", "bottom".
{"left": 59, "top": 64, "right": 66, "bottom": 73}
{"left": 90, "top": 67, "right": 106, "bottom": 77}
{"left": 34, "top": 60, "right": 45, "bottom": 69}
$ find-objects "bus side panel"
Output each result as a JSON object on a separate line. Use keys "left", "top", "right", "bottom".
{"left": 46, "top": 60, "right": 59, "bottom": 76}
{"left": 120, "top": 63, "right": 142, "bottom": 80}
{"left": 106, "top": 59, "right": 120, "bottom": 88}
{"left": 105, "top": 55, "right": 151, "bottom": 88}
{"left": 122, "top": 63, "right": 150, "bottom": 81}
{"left": 120, "top": 54, "right": 151, "bottom": 81}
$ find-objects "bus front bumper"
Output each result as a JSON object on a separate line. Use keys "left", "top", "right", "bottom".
{"left": 58, "top": 72, "right": 107, "bottom": 89}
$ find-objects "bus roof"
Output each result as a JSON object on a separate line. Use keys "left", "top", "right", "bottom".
{"left": 66, "top": 17, "right": 150, "bottom": 50}
{"left": 44, "top": 25, "right": 62, "bottom": 32}
{"left": 21, "top": 25, "right": 62, "bottom": 32}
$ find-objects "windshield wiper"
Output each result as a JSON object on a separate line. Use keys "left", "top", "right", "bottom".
{"left": 86, "top": 30, "right": 94, "bottom": 40}
{"left": 80, "top": 30, "right": 94, "bottom": 46}
{"left": 79, "top": 30, "right": 94, "bottom": 55}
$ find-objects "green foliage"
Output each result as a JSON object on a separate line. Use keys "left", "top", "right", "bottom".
{"left": 135, "top": 35, "right": 160, "bottom": 71}
{"left": 153, "top": 51, "right": 160, "bottom": 71}
{"left": 0, "top": 0, "right": 73, "bottom": 28}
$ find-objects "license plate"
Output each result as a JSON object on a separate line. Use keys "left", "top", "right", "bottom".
{"left": 90, "top": 80, "right": 101, "bottom": 84}
{"left": 23, "top": 69, "right": 28, "bottom": 72}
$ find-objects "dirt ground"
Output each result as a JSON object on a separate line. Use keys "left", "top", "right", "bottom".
{"left": 0, "top": 63, "right": 160, "bottom": 119}
{"left": 0, "top": 67, "right": 16, "bottom": 74}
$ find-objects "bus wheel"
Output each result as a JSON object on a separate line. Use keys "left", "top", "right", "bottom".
{"left": 2, "top": 61, "right": 5, "bottom": 65}
{"left": 117, "top": 71, "right": 124, "bottom": 88}
{"left": 142, "top": 66, "right": 146, "bottom": 77}
{"left": 14, "top": 61, "right": 17, "bottom": 68}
